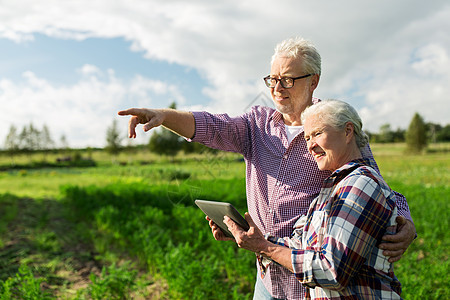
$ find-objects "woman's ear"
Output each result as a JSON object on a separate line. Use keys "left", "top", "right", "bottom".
{"left": 345, "top": 122, "right": 355, "bottom": 143}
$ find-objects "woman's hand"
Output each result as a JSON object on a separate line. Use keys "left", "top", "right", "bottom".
{"left": 223, "top": 213, "right": 268, "bottom": 253}
{"left": 206, "top": 216, "right": 234, "bottom": 241}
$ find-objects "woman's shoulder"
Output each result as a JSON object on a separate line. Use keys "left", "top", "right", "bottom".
{"left": 339, "top": 163, "right": 395, "bottom": 202}
{"left": 342, "top": 164, "right": 382, "bottom": 185}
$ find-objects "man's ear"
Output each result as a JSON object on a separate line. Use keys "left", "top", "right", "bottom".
{"left": 310, "top": 74, "right": 320, "bottom": 92}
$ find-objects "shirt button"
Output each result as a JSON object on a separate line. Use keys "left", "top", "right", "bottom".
{"left": 283, "top": 154, "right": 288, "bottom": 159}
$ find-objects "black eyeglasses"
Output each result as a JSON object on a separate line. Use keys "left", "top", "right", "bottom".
{"left": 263, "top": 74, "right": 313, "bottom": 89}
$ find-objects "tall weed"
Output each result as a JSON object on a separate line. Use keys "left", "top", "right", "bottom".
{"left": 61, "top": 177, "right": 253, "bottom": 298}
{"left": 75, "top": 262, "right": 140, "bottom": 300}
{"left": 0, "top": 194, "right": 18, "bottom": 247}
{"left": 390, "top": 182, "right": 449, "bottom": 299}
{"left": 0, "top": 265, "right": 51, "bottom": 300}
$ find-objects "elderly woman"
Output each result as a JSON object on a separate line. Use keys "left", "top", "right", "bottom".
{"left": 219, "top": 99, "right": 402, "bottom": 299}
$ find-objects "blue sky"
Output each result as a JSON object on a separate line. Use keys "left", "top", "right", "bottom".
{"left": 1, "top": 34, "right": 210, "bottom": 104}
{"left": 1, "top": 0, "right": 449, "bottom": 148}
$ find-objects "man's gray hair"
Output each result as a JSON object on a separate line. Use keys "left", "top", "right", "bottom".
{"left": 301, "top": 99, "right": 369, "bottom": 149}
{"left": 272, "top": 37, "right": 321, "bottom": 75}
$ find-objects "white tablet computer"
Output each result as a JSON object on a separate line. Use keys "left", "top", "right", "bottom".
{"left": 195, "top": 199, "right": 250, "bottom": 238}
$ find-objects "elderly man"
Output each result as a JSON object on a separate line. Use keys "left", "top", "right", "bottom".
{"left": 118, "top": 37, "right": 415, "bottom": 300}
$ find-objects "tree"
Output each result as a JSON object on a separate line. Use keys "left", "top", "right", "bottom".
{"left": 105, "top": 119, "right": 123, "bottom": 156}
{"left": 149, "top": 129, "right": 183, "bottom": 157}
{"left": 406, "top": 112, "right": 427, "bottom": 153}
{"left": 426, "top": 122, "right": 450, "bottom": 142}
{"left": 148, "top": 102, "right": 183, "bottom": 157}
{"left": 41, "top": 124, "right": 55, "bottom": 150}
{"left": 436, "top": 124, "right": 450, "bottom": 142}
{"left": 378, "top": 124, "right": 394, "bottom": 143}
{"left": 4, "top": 125, "right": 20, "bottom": 161}
{"left": 19, "top": 125, "right": 31, "bottom": 152}
{"left": 29, "top": 123, "right": 41, "bottom": 150}
{"left": 60, "top": 134, "right": 69, "bottom": 150}
{"left": 4, "top": 125, "right": 19, "bottom": 151}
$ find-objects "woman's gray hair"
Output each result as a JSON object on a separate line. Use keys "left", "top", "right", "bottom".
{"left": 271, "top": 37, "right": 321, "bottom": 75}
{"left": 301, "top": 99, "right": 369, "bottom": 149}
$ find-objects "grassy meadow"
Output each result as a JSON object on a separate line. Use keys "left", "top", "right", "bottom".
{"left": 0, "top": 144, "right": 448, "bottom": 299}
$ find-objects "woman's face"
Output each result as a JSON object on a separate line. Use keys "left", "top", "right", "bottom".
{"left": 303, "top": 115, "right": 351, "bottom": 172}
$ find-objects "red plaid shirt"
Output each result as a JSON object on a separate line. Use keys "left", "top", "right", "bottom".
{"left": 191, "top": 103, "right": 412, "bottom": 299}
{"left": 268, "top": 159, "right": 402, "bottom": 299}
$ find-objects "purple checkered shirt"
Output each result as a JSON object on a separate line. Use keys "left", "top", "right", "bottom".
{"left": 191, "top": 103, "right": 412, "bottom": 299}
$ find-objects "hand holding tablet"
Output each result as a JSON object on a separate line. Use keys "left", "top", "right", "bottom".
{"left": 195, "top": 199, "right": 249, "bottom": 238}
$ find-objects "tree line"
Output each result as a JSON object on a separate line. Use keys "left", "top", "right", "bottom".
{"left": 4, "top": 123, "right": 70, "bottom": 153}
{"left": 3, "top": 107, "right": 449, "bottom": 157}
{"left": 106, "top": 106, "right": 449, "bottom": 156}
{"left": 368, "top": 119, "right": 450, "bottom": 144}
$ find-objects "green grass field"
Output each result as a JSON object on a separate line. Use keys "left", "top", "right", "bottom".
{"left": 0, "top": 144, "right": 448, "bottom": 299}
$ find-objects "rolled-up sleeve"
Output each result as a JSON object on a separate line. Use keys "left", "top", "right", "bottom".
{"left": 190, "top": 111, "right": 250, "bottom": 154}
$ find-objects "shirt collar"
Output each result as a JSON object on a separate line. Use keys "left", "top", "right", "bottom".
{"left": 270, "top": 110, "right": 285, "bottom": 126}
{"left": 330, "top": 158, "right": 371, "bottom": 179}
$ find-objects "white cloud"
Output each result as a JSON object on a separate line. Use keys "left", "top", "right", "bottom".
{"left": 350, "top": 39, "right": 450, "bottom": 131}
{"left": 78, "top": 64, "right": 102, "bottom": 76}
{"left": 411, "top": 44, "right": 449, "bottom": 76}
{"left": 359, "top": 43, "right": 450, "bottom": 131}
{"left": 1, "top": 66, "right": 187, "bottom": 148}
{"left": 0, "top": 0, "right": 449, "bottom": 147}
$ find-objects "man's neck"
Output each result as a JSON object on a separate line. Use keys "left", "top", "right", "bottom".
{"left": 283, "top": 115, "right": 302, "bottom": 126}
{"left": 280, "top": 95, "right": 314, "bottom": 126}
{"left": 282, "top": 105, "right": 310, "bottom": 126}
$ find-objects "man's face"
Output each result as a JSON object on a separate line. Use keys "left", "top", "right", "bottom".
{"left": 269, "top": 56, "right": 318, "bottom": 123}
